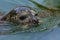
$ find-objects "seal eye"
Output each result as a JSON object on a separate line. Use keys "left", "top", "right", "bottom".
{"left": 19, "top": 16, "right": 27, "bottom": 20}
{"left": 35, "top": 14, "right": 38, "bottom": 16}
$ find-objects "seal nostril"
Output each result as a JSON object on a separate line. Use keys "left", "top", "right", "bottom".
{"left": 19, "top": 16, "right": 26, "bottom": 20}
{"left": 33, "top": 19, "right": 39, "bottom": 24}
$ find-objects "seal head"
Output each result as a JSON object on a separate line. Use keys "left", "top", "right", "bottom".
{"left": 1, "top": 6, "right": 39, "bottom": 29}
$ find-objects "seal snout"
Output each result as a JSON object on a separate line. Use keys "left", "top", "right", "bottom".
{"left": 32, "top": 17, "right": 39, "bottom": 25}
{"left": 33, "top": 19, "right": 39, "bottom": 24}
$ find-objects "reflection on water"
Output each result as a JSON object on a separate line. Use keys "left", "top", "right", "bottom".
{"left": 0, "top": 0, "right": 60, "bottom": 34}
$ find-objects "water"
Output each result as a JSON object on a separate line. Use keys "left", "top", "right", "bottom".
{"left": 0, "top": 0, "right": 48, "bottom": 34}
{"left": 0, "top": 0, "right": 60, "bottom": 34}
{"left": 0, "top": 0, "right": 60, "bottom": 13}
{"left": 0, "top": 0, "right": 60, "bottom": 40}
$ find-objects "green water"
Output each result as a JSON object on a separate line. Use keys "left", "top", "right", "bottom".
{"left": 0, "top": 0, "right": 60, "bottom": 34}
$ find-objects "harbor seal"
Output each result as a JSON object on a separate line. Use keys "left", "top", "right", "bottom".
{"left": 1, "top": 6, "right": 39, "bottom": 29}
